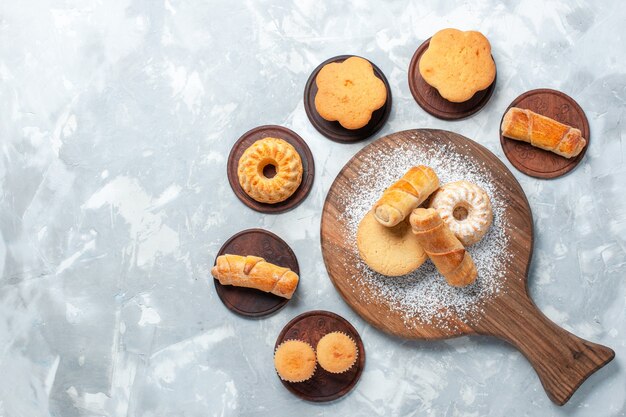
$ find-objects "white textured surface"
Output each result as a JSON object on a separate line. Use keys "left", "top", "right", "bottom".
{"left": 0, "top": 1, "right": 625, "bottom": 416}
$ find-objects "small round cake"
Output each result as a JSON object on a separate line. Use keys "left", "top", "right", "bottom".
{"left": 357, "top": 210, "right": 427, "bottom": 276}
{"left": 428, "top": 180, "right": 493, "bottom": 246}
{"left": 419, "top": 28, "right": 496, "bottom": 103}
{"left": 238, "top": 137, "right": 303, "bottom": 204}
{"left": 316, "top": 332, "right": 358, "bottom": 374}
{"left": 314, "top": 56, "right": 387, "bottom": 130}
{"left": 274, "top": 340, "right": 316, "bottom": 383}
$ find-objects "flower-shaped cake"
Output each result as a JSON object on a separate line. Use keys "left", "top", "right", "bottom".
{"left": 314, "top": 56, "right": 387, "bottom": 130}
{"left": 419, "top": 28, "right": 496, "bottom": 103}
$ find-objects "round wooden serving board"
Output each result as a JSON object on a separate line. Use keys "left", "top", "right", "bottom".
{"left": 213, "top": 228, "right": 299, "bottom": 317}
{"left": 274, "top": 310, "right": 365, "bottom": 402}
{"left": 304, "top": 55, "right": 392, "bottom": 143}
{"left": 408, "top": 38, "right": 496, "bottom": 120}
{"left": 320, "top": 129, "right": 613, "bottom": 405}
{"left": 500, "top": 89, "right": 590, "bottom": 179}
{"left": 227, "top": 125, "right": 315, "bottom": 213}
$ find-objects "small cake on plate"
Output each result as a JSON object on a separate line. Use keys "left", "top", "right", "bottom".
{"left": 314, "top": 56, "right": 387, "bottom": 130}
{"left": 419, "top": 28, "right": 496, "bottom": 103}
{"left": 237, "top": 137, "right": 303, "bottom": 204}
{"left": 274, "top": 340, "right": 317, "bottom": 383}
{"left": 316, "top": 332, "right": 358, "bottom": 374}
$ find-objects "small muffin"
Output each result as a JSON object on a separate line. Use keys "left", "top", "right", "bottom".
{"left": 316, "top": 332, "right": 358, "bottom": 374}
{"left": 274, "top": 340, "right": 317, "bottom": 383}
{"left": 419, "top": 28, "right": 496, "bottom": 103}
{"left": 428, "top": 180, "right": 493, "bottom": 246}
{"left": 357, "top": 210, "right": 427, "bottom": 276}
{"left": 314, "top": 56, "right": 387, "bottom": 130}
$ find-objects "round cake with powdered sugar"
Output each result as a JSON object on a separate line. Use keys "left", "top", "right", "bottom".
{"left": 322, "top": 129, "right": 516, "bottom": 334}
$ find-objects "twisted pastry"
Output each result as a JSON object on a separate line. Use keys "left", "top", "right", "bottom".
{"left": 211, "top": 254, "right": 299, "bottom": 299}
{"left": 501, "top": 107, "right": 587, "bottom": 158}
{"left": 409, "top": 208, "right": 477, "bottom": 287}
{"left": 373, "top": 165, "right": 439, "bottom": 227}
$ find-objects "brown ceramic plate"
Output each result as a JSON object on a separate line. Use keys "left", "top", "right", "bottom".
{"left": 227, "top": 125, "right": 315, "bottom": 213}
{"left": 408, "top": 37, "right": 496, "bottom": 120}
{"left": 213, "top": 228, "right": 299, "bottom": 318}
{"left": 500, "top": 88, "right": 590, "bottom": 179}
{"left": 304, "top": 55, "right": 392, "bottom": 143}
{"left": 274, "top": 310, "right": 365, "bottom": 402}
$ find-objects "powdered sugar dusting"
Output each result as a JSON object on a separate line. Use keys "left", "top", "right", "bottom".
{"left": 339, "top": 134, "right": 512, "bottom": 330}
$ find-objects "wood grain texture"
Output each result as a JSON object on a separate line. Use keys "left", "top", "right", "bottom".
{"left": 320, "top": 129, "right": 614, "bottom": 405}
{"left": 274, "top": 310, "right": 365, "bottom": 402}
{"left": 500, "top": 89, "right": 590, "bottom": 179}
{"left": 303, "top": 55, "right": 392, "bottom": 143}
{"left": 227, "top": 125, "right": 314, "bottom": 213}
{"left": 213, "top": 228, "right": 299, "bottom": 318}
{"left": 408, "top": 38, "right": 496, "bottom": 120}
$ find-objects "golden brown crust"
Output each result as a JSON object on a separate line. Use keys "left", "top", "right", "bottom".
{"left": 419, "top": 28, "right": 496, "bottom": 103}
{"left": 357, "top": 210, "right": 427, "bottom": 276}
{"left": 274, "top": 340, "right": 317, "bottom": 382}
{"left": 314, "top": 56, "right": 387, "bottom": 130}
{"left": 237, "top": 137, "right": 303, "bottom": 204}
{"left": 373, "top": 165, "right": 440, "bottom": 227}
{"left": 211, "top": 254, "right": 299, "bottom": 299}
{"left": 501, "top": 107, "right": 587, "bottom": 158}
{"left": 409, "top": 208, "right": 477, "bottom": 287}
{"left": 315, "top": 332, "right": 358, "bottom": 374}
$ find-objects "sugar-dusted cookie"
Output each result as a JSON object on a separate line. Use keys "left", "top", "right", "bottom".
{"left": 314, "top": 56, "right": 387, "bottom": 130}
{"left": 419, "top": 29, "right": 496, "bottom": 103}
{"left": 356, "top": 210, "right": 427, "bottom": 276}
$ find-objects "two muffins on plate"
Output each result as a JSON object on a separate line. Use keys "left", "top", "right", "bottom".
{"left": 274, "top": 332, "right": 358, "bottom": 383}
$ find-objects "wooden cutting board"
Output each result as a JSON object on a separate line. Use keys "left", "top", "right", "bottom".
{"left": 320, "top": 129, "right": 614, "bottom": 405}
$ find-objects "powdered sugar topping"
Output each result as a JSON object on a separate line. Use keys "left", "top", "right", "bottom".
{"left": 339, "top": 134, "right": 512, "bottom": 330}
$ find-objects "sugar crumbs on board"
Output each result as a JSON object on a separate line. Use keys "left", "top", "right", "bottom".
{"left": 339, "top": 138, "right": 512, "bottom": 330}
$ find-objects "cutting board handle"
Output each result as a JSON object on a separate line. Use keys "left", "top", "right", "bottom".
{"left": 484, "top": 294, "right": 615, "bottom": 405}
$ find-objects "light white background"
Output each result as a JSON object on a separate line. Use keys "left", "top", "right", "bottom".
{"left": 0, "top": 1, "right": 624, "bottom": 416}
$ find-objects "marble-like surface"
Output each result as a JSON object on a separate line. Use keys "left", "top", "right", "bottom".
{"left": 0, "top": 1, "right": 625, "bottom": 416}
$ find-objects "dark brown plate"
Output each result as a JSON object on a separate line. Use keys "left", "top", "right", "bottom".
{"left": 304, "top": 55, "right": 392, "bottom": 143}
{"left": 213, "top": 228, "right": 299, "bottom": 318}
{"left": 408, "top": 37, "right": 497, "bottom": 120}
{"left": 227, "top": 125, "right": 315, "bottom": 213}
{"left": 274, "top": 310, "right": 365, "bottom": 402}
{"left": 500, "top": 89, "right": 590, "bottom": 179}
